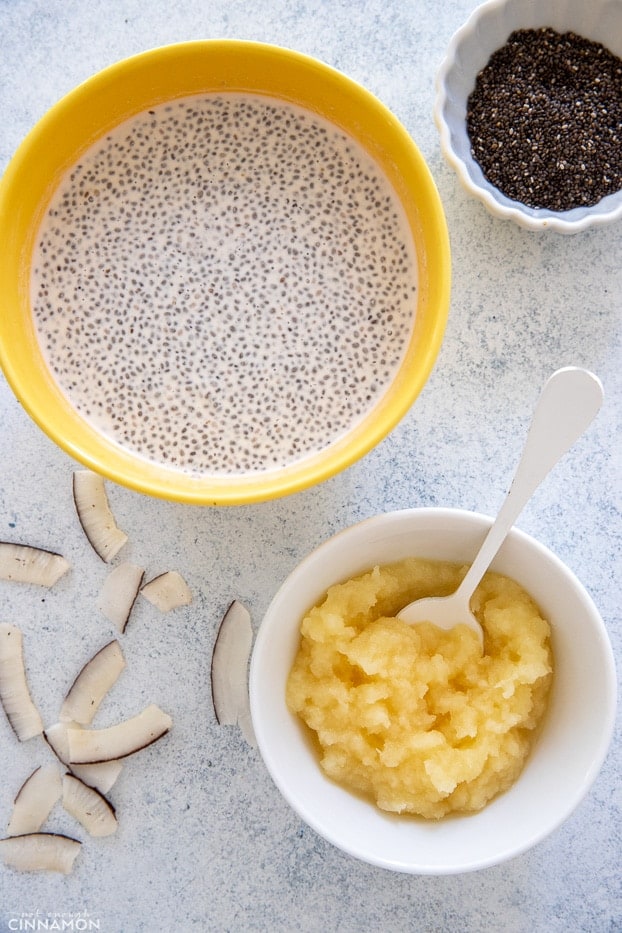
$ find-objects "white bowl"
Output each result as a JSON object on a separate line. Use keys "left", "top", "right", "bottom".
{"left": 434, "top": 0, "right": 622, "bottom": 233}
{"left": 249, "top": 508, "right": 617, "bottom": 874}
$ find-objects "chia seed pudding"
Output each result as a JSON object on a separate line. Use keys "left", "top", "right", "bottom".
{"left": 466, "top": 28, "right": 622, "bottom": 211}
{"left": 31, "top": 93, "right": 417, "bottom": 476}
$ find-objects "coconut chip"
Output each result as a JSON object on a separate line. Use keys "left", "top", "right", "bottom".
{"left": 0, "top": 542, "right": 70, "bottom": 587}
{"left": 140, "top": 571, "right": 192, "bottom": 612}
{"left": 73, "top": 470, "right": 128, "bottom": 562}
{"left": 0, "top": 623, "right": 43, "bottom": 741}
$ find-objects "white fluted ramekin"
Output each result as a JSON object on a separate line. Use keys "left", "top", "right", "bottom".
{"left": 435, "top": 0, "right": 622, "bottom": 233}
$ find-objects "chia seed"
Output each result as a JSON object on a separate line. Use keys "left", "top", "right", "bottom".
{"left": 466, "top": 27, "right": 622, "bottom": 211}
{"left": 31, "top": 93, "right": 417, "bottom": 476}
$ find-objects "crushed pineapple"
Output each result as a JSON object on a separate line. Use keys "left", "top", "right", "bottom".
{"left": 286, "top": 558, "right": 552, "bottom": 819}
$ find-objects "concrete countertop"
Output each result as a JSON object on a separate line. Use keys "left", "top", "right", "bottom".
{"left": 0, "top": 1, "right": 620, "bottom": 930}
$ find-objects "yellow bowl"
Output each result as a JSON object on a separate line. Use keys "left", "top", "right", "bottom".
{"left": 0, "top": 41, "right": 450, "bottom": 504}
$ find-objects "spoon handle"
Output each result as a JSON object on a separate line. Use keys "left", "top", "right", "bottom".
{"left": 457, "top": 367, "right": 604, "bottom": 600}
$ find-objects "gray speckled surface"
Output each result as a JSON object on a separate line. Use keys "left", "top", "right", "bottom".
{"left": 0, "top": 1, "right": 620, "bottom": 931}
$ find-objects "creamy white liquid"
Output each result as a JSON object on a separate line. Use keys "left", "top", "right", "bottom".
{"left": 31, "top": 93, "right": 418, "bottom": 475}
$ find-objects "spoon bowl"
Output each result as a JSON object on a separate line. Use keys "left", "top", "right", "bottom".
{"left": 397, "top": 367, "right": 604, "bottom": 639}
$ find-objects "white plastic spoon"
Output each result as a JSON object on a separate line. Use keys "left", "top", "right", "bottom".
{"left": 397, "top": 367, "right": 604, "bottom": 645}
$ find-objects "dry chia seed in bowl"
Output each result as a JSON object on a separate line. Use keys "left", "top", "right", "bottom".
{"left": 466, "top": 27, "right": 622, "bottom": 211}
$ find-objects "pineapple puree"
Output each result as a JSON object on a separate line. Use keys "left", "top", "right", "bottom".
{"left": 286, "top": 558, "right": 553, "bottom": 819}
